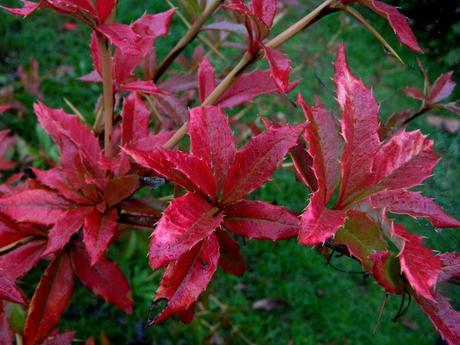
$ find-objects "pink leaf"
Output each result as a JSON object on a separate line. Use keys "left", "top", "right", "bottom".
{"left": 0, "top": 302, "right": 14, "bottom": 345}
{"left": 222, "top": 124, "right": 304, "bottom": 203}
{"left": 189, "top": 106, "right": 236, "bottom": 193}
{"left": 439, "top": 253, "right": 460, "bottom": 284}
{"left": 149, "top": 193, "right": 223, "bottom": 270}
{"left": 71, "top": 245, "right": 133, "bottom": 314}
{"left": 334, "top": 44, "right": 380, "bottom": 206}
{"left": 403, "top": 87, "right": 425, "bottom": 100}
{"left": 429, "top": 71, "right": 456, "bottom": 104}
{"left": 223, "top": 200, "right": 299, "bottom": 240}
{"left": 263, "top": 46, "right": 291, "bottom": 93}
{"left": 83, "top": 208, "right": 118, "bottom": 265}
{"left": 370, "top": 189, "right": 460, "bottom": 228}
{"left": 415, "top": 293, "right": 460, "bottom": 345}
{"left": 298, "top": 95, "right": 343, "bottom": 203}
{"left": 0, "top": 104, "right": 13, "bottom": 114}
{"left": 299, "top": 192, "right": 347, "bottom": 246}
{"left": 0, "top": 0, "right": 40, "bottom": 17}
{"left": 393, "top": 223, "right": 440, "bottom": 300}
{"left": 197, "top": 57, "right": 217, "bottom": 102}
{"left": 372, "top": 130, "right": 438, "bottom": 191}
{"left": 152, "top": 234, "right": 219, "bottom": 324}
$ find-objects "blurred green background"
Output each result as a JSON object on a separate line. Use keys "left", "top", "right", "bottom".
{"left": 0, "top": 0, "right": 459, "bottom": 344}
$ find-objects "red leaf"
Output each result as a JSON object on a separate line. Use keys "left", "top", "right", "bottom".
{"left": 41, "top": 331, "right": 75, "bottom": 345}
{"left": 71, "top": 245, "right": 132, "bottom": 314}
{"left": 392, "top": 223, "right": 440, "bottom": 300}
{"left": 125, "top": 148, "right": 217, "bottom": 200}
{"left": 429, "top": 71, "right": 456, "bottom": 104}
{"left": 372, "top": 130, "right": 438, "bottom": 191}
{"left": 0, "top": 240, "right": 46, "bottom": 280}
{"left": 299, "top": 192, "right": 347, "bottom": 246}
{"left": 369, "top": 189, "right": 460, "bottom": 228}
{"left": 34, "top": 102, "right": 103, "bottom": 176}
{"left": 152, "top": 234, "right": 219, "bottom": 324}
{"left": 0, "top": 190, "right": 69, "bottom": 225}
{"left": 97, "top": 24, "right": 141, "bottom": 56}
{"left": 197, "top": 57, "right": 217, "bottom": 103}
{"left": 121, "top": 92, "right": 150, "bottom": 146}
{"left": 415, "top": 293, "right": 460, "bottom": 345}
{"left": 189, "top": 106, "right": 236, "bottom": 193}
{"left": 96, "top": 0, "right": 115, "bottom": 23}
{"left": 334, "top": 211, "right": 387, "bottom": 271}
{"left": 370, "top": 251, "right": 404, "bottom": 294}
{"left": 251, "top": 0, "right": 277, "bottom": 28}
{"left": 44, "top": 207, "right": 89, "bottom": 256}
{"left": 218, "top": 70, "right": 279, "bottom": 108}
{"left": 149, "top": 193, "right": 223, "bottom": 270}
{"left": 0, "top": 0, "right": 40, "bottom": 17}
{"left": 0, "top": 274, "right": 25, "bottom": 305}
{"left": 223, "top": 200, "right": 299, "bottom": 240}
{"left": 222, "top": 124, "right": 304, "bottom": 203}
{"left": 0, "top": 215, "right": 26, "bottom": 248}
{"left": 344, "top": 0, "right": 422, "bottom": 52}
{"left": 263, "top": 46, "right": 291, "bottom": 93}
{"left": 33, "top": 168, "right": 90, "bottom": 204}
{"left": 121, "top": 80, "right": 163, "bottom": 95}
{"left": 83, "top": 208, "right": 118, "bottom": 265}
{"left": 403, "top": 87, "right": 425, "bottom": 100}
{"left": 216, "top": 230, "right": 245, "bottom": 276}
{"left": 24, "top": 253, "right": 74, "bottom": 345}
{"left": 103, "top": 175, "right": 140, "bottom": 207}
{"left": 334, "top": 44, "right": 380, "bottom": 206}
{"left": 298, "top": 95, "right": 343, "bottom": 203}
{"left": 289, "top": 139, "right": 317, "bottom": 192}
{"left": 131, "top": 9, "right": 175, "bottom": 38}
{"left": 150, "top": 93, "right": 189, "bottom": 127}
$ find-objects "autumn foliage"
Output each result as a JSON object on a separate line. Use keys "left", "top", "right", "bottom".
{"left": 0, "top": 0, "right": 459, "bottom": 344}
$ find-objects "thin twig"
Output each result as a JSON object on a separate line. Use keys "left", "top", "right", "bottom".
{"left": 166, "top": 0, "right": 227, "bottom": 61}
{"left": 98, "top": 35, "right": 115, "bottom": 157}
{"left": 154, "top": 0, "right": 224, "bottom": 82}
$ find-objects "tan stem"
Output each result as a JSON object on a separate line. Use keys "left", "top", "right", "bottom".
{"left": 98, "top": 35, "right": 114, "bottom": 157}
{"left": 154, "top": 0, "right": 224, "bottom": 82}
{"left": 162, "top": 0, "right": 335, "bottom": 149}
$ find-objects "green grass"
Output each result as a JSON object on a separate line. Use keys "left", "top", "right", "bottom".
{"left": 1, "top": 0, "right": 459, "bottom": 344}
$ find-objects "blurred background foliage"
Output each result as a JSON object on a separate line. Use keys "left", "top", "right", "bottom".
{"left": 0, "top": 0, "right": 459, "bottom": 344}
